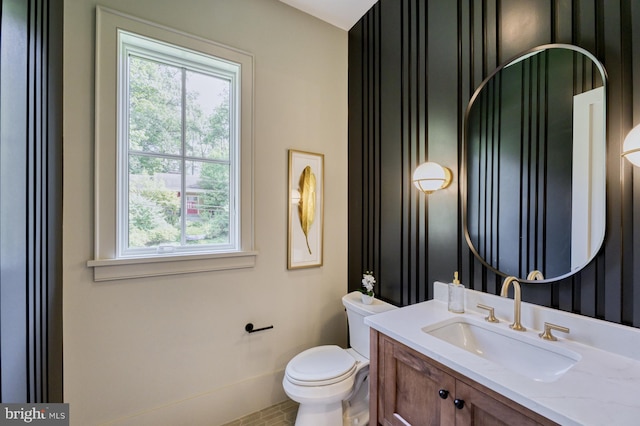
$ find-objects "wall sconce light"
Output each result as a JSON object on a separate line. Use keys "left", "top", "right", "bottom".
{"left": 622, "top": 124, "right": 640, "bottom": 167}
{"left": 412, "top": 162, "right": 453, "bottom": 194}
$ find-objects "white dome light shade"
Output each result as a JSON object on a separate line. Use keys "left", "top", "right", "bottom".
{"left": 412, "top": 162, "right": 452, "bottom": 194}
{"left": 623, "top": 124, "right": 640, "bottom": 167}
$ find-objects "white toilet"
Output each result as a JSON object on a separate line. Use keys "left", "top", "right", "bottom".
{"left": 283, "top": 291, "right": 397, "bottom": 425}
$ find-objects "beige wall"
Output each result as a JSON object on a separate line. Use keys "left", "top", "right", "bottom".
{"left": 63, "top": 1, "right": 348, "bottom": 424}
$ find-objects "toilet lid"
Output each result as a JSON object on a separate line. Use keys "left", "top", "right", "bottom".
{"left": 285, "top": 345, "right": 357, "bottom": 386}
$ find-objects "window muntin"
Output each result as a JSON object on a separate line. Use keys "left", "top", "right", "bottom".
{"left": 118, "top": 31, "right": 239, "bottom": 257}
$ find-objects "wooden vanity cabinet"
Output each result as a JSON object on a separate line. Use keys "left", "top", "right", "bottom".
{"left": 369, "top": 330, "right": 558, "bottom": 426}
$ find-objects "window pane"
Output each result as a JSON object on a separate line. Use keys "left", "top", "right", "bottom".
{"left": 129, "top": 56, "right": 182, "bottom": 156}
{"left": 128, "top": 156, "right": 182, "bottom": 249}
{"left": 185, "top": 160, "right": 230, "bottom": 245}
{"left": 185, "top": 70, "right": 230, "bottom": 160}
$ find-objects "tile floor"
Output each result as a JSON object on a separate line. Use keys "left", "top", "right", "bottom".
{"left": 221, "top": 399, "right": 298, "bottom": 426}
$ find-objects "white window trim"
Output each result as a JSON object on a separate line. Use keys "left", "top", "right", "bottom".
{"left": 90, "top": 6, "right": 256, "bottom": 281}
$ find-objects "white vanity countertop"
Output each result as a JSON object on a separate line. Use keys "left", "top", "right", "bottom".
{"left": 365, "top": 282, "right": 640, "bottom": 426}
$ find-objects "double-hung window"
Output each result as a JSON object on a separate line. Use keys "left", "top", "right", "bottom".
{"left": 120, "top": 33, "right": 239, "bottom": 256}
{"left": 90, "top": 7, "right": 255, "bottom": 281}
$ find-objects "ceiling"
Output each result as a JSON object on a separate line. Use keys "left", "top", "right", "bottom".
{"left": 279, "top": 0, "right": 377, "bottom": 31}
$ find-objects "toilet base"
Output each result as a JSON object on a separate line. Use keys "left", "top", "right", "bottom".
{"left": 343, "top": 376, "right": 369, "bottom": 425}
{"left": 290, "top": 377, "right": 370, "bottom": 426}
{"left": 294, "top": 401, "right": 342, "bottom": 426}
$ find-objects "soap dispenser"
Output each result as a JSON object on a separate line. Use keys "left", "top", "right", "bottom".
{"left": 448, "top": 271, "right": 465, "bottom": 313}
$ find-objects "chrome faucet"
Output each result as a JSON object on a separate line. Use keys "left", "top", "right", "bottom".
{"left": 500, "top": 276, "right": 526, "bottom": 331}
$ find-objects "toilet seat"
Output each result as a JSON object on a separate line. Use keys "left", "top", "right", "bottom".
{"left": 285, "top": 345, "right": 357, "bottom": 387}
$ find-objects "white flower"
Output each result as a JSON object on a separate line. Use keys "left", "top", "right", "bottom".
{"left": 361, "top": 271, "right": 376, "bottom": 295}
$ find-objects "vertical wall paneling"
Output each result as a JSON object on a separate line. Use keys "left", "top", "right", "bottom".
{"left": 457, "top": 0, "right": 466, "bottom": 283}
{"left": 349, "top": 0, "right": 640, "bottom": 328}
{"left": 402, "top": 0, "right": 413, "bottom": 306}
{"left": 621, "top": 0, "right": 634, "bottom": 326}
{"left": 0, "top": 0, "right": 63, "bottom": 402}
{"left": 410, "top": 1, "right": 418, "bottom": 302}
{"left": 370, "top": 5, "right": 380, "bottom": 285}
{"left": 630, "top": 0, "right": 640, "bottom": 328}
{"left": 416, "top": 0, "right": 427, "bottom": 304}
{"left": 602, "top": 0, "right": 623, "bottom": 324}
{"left": 47, "top": 0, "right": 62, "bottom": 399}
{"left": 347, "top": 6, "right": 363, "bottom": 304}
{"left": 426, "top": 1, "right": 459, "bottom": 301}
{"left": 620, "top": 0, "right": 640, "bottom": 327}
{"left": 572, "top": 2, "right": 600, "bottom": 320}
{"left": 554, "top": 0, "right": 575, "bottom": 312}
{"left": 1, "top": 0, "right": 29, "bottom": 401}
{"left": 379, "top": 0, "right": 403, "bottom": 304}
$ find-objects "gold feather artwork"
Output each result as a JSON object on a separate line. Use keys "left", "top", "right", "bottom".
{"left": 298, "top": 166, "right": 316, "bottom": 254}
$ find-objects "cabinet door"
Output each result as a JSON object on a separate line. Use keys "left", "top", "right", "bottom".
{"left": 380, "top": 335, "right": 455, "bottom": 426}
{"left": 455, "top": 380, "right": 547, "bottom": 426}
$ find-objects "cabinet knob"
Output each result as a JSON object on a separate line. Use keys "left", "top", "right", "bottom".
{"left": 438, "top": 389, "right": 449, "bottom": 399}
{"left": 454, "top": 399, "right": 465, "bottom": 409}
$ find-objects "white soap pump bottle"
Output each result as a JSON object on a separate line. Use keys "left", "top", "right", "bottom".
{"left": 448, "top": 271, "right": 465, "bottom": 313}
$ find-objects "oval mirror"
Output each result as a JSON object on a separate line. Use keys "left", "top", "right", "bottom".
{"left": 463, "top": 44, "right": 607, "bottom": 282}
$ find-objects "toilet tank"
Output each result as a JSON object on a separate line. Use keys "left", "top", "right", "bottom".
{"left": 342, "top": 291, "right": 397, "bottom": 358}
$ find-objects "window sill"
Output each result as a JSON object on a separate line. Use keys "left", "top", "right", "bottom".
{"left": 87, "top": 251, "right": 258, "bottom": 282}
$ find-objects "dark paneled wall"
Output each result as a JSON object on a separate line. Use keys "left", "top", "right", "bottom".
{"left": 0, "top": 0, "right": 63, "bottom": 402}
{"left": 348, "top": 0, "right": 640, "bottom": 327}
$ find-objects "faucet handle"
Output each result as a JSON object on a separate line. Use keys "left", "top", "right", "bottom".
{"left": 527, "top": 270, "right": 545, "bottom": 280}
{"left": 539, "top": 322, "right": 570, "bottom": 341}
{"left": 477, "top": 304, "right": 499, "bottom": 323}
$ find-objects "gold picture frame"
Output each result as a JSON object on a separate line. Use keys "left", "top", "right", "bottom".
{"left": 287, "top": 149, "right": 324, "bottom": 269}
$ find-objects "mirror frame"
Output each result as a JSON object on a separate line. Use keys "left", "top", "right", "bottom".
{"left": 461, "top": 43, "right": 608, "bottom": 283}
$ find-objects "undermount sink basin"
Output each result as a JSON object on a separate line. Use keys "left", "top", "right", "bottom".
{"left": 422, "top": 318, "right": 581, "bottom": 382}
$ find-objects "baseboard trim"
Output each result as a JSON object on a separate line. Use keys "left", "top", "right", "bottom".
{"left": 104, "top": 369, "right": 287, "bottom": 425}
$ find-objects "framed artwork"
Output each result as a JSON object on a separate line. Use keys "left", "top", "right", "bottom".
{"left": 287, "top": 149, "right": 324, "bottom": 269}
